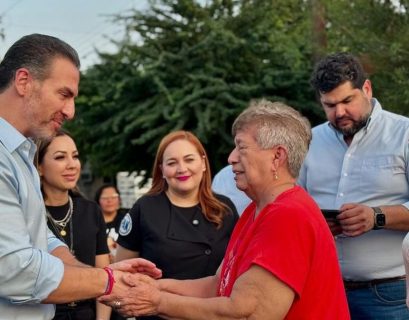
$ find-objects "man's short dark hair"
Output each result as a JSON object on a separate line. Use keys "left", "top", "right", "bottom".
{"left": 310, "top": 52, "right": 367, "bottom": 95}
{"left": 0, "top": 33, "right": 80, "bottom": 93}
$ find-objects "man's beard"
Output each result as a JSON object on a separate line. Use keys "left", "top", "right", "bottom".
{"left": 23, "top": 92, "right": 56, "bottom": 139}
{"left": 334, "top": 114, "right": 370, "bottom": 138}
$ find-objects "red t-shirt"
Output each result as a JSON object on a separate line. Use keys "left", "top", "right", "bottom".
{"left": 218, "top": 186, "right": 350, "bottom": 319}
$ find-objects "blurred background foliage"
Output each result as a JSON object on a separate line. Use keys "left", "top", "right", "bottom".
{"left": 64, "top": 0, "right": 409, "bottom": 180}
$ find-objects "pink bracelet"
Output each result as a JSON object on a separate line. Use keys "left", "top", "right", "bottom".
{"left": 103, "top": 267, "right": 116, "bottom": 295}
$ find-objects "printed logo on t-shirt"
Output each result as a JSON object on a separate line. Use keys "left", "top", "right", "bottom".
{"left": 119, "top": 213, "right": 132, "bottom": 236}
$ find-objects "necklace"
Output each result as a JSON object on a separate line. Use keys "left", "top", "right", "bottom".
{"left": 46, "top": 196, "right": 75, "bottom": 254}
{"left": 46, "top": 196, "right": 73, "bottom": 236}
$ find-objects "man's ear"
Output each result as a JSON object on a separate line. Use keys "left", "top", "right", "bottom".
{"left": 362, "top": 79, "right": 373, "bottom": 100}
{"left": 14, "top": 68, "right": 32, "bottom": 96}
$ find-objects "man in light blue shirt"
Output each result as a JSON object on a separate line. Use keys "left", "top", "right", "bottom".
{"left": 0, "top": 34, "right": 161, "bottom": 319}
{"left": 298, "top": 52, "right": 409, "bottom": 318}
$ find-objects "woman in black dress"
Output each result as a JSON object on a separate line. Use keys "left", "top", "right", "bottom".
{"left": 116, "top": 130, "right": 239, "bottom": 320}
{"left": 36, "top": 130, "right": 111, "bottom": 320}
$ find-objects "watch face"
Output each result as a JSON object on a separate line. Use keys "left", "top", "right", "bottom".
{"left": 376, "top": 214, "right": 386, "bottom": 226}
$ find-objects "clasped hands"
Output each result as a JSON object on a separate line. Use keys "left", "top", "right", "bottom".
{"left": 99, "top": 258, "right": 162, "bottom": 317}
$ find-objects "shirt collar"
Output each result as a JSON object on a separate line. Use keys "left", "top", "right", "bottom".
{"left": 365, "top": 98, "right": 382, "bottom": 131}
{"left": 0, "top": 117, "right": 32, "bottom": 152}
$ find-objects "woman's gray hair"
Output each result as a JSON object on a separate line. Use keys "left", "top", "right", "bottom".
{"left": 232, "top": 99, "right": 312, "bottom": 178}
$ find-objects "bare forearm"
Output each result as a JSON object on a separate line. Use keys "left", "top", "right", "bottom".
{"left": 382, "top": 205, "right": 409, "bottom": 230}
{"left": 43, "top": 265, "right": 107, "bottom": 303}
{"left": 157, "top": 268, "right": 290, "bottom": 320}
{"left": 158, "top": 293, "right": 249, "bottom": 320}
{"left": 51, "top": 246, "right": 89, "bottom": 267}
{"left": 159, "top": 276, "right": 218, "bottom": 298}
{"left": 101, "top": 266, "right": 291, "bottom": 320}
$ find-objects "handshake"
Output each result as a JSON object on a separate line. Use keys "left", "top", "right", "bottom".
{"left": 99, "top": 258, "right": 163, "bottom": 317}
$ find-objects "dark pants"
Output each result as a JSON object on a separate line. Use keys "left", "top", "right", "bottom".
{"left": 110, "top": 310, "right": 127, "bottom": 320}
{"left": 53, "top": 301, "right": 95, "bottom": 320}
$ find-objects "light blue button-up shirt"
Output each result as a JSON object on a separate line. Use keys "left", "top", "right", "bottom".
{"left": 0, "top": 118, "right": 65, "bottom": 319}
{"left": 212, "top": 165, "right": 251, "bottom": 216}
{"left": 298, "top": 99, "right": 409, "bottom": 280}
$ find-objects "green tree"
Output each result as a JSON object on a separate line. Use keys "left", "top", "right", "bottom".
{"left": 71, "top": 0, "right": 409, "bottom": 181}
{"left": 69, "top": 0, "right": 318, "bottom": 179}
{"left": 315, "top": 0, "right": 409, "bottom": 115}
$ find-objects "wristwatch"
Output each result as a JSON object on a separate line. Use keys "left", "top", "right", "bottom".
{"left": 372, "top": 207, "right": 386, "bottom": 230}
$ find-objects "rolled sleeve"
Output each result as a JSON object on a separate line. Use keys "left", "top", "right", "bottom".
{"left": 47, "top": 228, "right": 67, "bottom": 253}
{"left": 1, "top": 249, "right": 64, "bottom": 304}
{"left": 0, "top": 152, "right": 64, "bottom": 304}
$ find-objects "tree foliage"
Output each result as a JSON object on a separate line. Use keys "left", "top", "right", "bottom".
{"left": 68, "top": 0, "right": 317, "bottom": 178}
{"left": 68, "top": 0, "right": 409, "bottom": 180}
{"left": 320, "top": 0, "right": 409, "bottom": 115}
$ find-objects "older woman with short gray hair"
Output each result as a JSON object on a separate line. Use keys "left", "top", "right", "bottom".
{"left": 100, "top": 99, "right": 350, "bottom": 320}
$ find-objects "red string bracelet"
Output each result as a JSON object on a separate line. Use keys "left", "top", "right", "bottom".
{"left": 103, "top": 267, "right": 116, "bottom": 295}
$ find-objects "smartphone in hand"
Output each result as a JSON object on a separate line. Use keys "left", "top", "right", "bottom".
{"left": 321, "top": 209, "right": 340, "bottom": 219}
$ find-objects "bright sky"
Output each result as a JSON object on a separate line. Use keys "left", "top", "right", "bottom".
{"left": 0, "top": 0, "right": 148, "bottom": 70}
